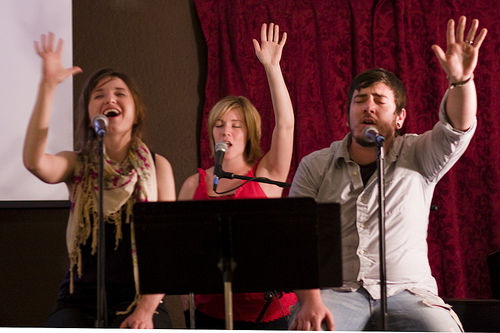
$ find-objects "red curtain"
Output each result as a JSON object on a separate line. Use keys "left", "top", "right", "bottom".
{"left": 195, "top": 0, "right": 500, "bottom": 299}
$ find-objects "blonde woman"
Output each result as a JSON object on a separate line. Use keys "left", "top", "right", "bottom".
{"left": 178, "top": 22, "right": 295, "bottom": 329}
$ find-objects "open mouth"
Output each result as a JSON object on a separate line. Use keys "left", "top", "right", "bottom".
{"left": 362, "top": 117, "right": 376, "bottom": 125}
{"left": 103, "top": 109, "right": 121, "bottom": 118}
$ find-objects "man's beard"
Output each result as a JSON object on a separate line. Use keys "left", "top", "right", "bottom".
{"left": 353, "top": 135, "right": 377, "bottom": 147}
{"left": 351, "top": 123, "right": 396, "bottom": 147}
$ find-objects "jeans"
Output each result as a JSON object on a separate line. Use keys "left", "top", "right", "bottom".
{"left": 289, "top": 287, "right": 463, "bottom": 332}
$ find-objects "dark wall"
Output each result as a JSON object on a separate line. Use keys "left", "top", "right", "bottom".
{"left": 72, "top": 0, "right": 205, "bottom": 190}
{"left": 0, "top": 207, "right": 69, "bottom": 326}
{"left": 0, "top": 0, "right": 203, "bottom": 327}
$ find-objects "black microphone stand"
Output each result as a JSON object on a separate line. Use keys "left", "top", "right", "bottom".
{"left": 218, "top": 171, "right": 291, "bottom": 188}
{"left": 214, "top": 169, "right": 290, "bottom": 329}
{"left": 96, "top": 133, "right": 107, "bottom": 328}
{"left": 375, "top": 141, "right": 388, "bottom": 331}
{"left": 218, "top": 214, "right": 235, "bottom": 330}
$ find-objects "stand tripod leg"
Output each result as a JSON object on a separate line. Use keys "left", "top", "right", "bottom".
{"left": 224, "top": 281, "right": 233, "bottom": 330}
{"left": 189, "top": 292, "right": 195, "bottom": 329}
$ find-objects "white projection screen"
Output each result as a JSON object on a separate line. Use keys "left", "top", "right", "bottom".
{"left": 0, "top": 0, "right": 73, "bottom": 206}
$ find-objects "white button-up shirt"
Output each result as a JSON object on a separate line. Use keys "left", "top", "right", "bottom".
{"left": 289, "top": 92, "right": 476, "bottom": 299}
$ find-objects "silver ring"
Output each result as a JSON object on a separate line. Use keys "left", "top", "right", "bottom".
{"left": 465, "top": 39, "right": 473, "bottom": 45}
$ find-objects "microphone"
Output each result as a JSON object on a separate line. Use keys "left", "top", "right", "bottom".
{"left": 362, "top": 125, "right": 385, "bottom": 145}
{"left": 92, "top": 114, "right": 109, "bottom": 137}
{"left": 213, "top": 142, "right": 228, "bottom": 192}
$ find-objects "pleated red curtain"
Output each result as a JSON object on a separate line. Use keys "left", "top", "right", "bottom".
{"left": 195, "top": 0, "right": 500, "bottom": 299}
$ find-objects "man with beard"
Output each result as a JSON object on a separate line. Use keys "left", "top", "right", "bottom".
{"left": 287, "top": 16, "right": 487, "bottom": 332}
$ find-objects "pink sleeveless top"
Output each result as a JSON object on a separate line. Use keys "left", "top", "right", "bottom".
{"left": 192, "top": 167, "right": 297, "bottom": 322}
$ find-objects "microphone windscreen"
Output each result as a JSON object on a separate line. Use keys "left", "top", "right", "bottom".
{"left": 215, "top": 141, "right": 228, "bottom": 152}
{"left": 92, "top": 114, "right": 109, "bottom": 128}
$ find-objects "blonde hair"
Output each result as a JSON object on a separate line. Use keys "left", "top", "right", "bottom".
{"left": 207, "top": 96, "right": 262, "bottom": 164}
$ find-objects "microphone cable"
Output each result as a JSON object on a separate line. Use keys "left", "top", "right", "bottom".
{"left": 255, "top": 291, "right": 286, "bottom": 324}
{"left": 213, "top": 178, "right": 258, "bottom": 195}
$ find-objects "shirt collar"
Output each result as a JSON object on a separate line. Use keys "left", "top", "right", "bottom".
{"left": 333, "top": 132, "right": 402, "bottom": 167}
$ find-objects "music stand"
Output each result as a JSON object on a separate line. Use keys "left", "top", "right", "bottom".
{"left": 133, "top": 197, "right": 342, "bottom": 328}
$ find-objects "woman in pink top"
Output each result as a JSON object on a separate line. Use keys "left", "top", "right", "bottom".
{"left": 178, "top": 22, "right": 295, "bottom": 329}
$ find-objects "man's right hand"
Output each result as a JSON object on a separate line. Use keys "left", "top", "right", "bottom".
{"left": 289, "top": 289, "right": 335, "bottom": 331}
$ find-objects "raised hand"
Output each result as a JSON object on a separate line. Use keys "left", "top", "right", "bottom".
{"left": 252, "top": 23, "right": 287, "bottom": 68}
{"left": 431, "top": 16, "right": 487, "bottom": 82}
{"left": 249, "top": 22, "right": 294, "bottom": 197}
{"left": 34, "top": 32, "right": 82, "bottom": 85}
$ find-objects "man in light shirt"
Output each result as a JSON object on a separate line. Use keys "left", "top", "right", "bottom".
{"left": 288, "top": 16, "right": 487, "bottom": 332}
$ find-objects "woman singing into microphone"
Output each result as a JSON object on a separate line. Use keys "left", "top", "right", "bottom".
{"left": 177, "top": 22, "right": 295, "bottom": 329}
{"left": 23, "top": 33, "right": 176, "bottom": 328}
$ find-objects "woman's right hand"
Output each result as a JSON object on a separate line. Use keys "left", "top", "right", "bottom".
{"left": 252, "top": 23, "right": 287, "bottom": 69}
{"left": 34, "top": 32, "right": 82, "bottom": 85}
{"left": 23, "top": 33, "right": 80, "bottom": 184}
{"left": 290, "top": 290, "right": 335, "bottom": 331}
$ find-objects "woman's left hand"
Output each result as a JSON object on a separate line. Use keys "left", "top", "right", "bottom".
{"left": 119, "top": 294, "right": 164, "bottom": 329}
{"left": 120, "top": 308, "right": 154, "bottom": 329}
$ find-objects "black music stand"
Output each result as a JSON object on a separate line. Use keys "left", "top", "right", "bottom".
{"left": 133, "top": 197, "right": 342, "bottom": 328}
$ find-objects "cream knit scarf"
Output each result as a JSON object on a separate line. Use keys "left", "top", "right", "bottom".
{"left": 66, "top": 138, "right": 157, "bottom": 295}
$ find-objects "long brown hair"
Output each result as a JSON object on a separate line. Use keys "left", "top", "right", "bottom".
{"left": 74, "top": 68, "right": 146, "bottom": 153}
